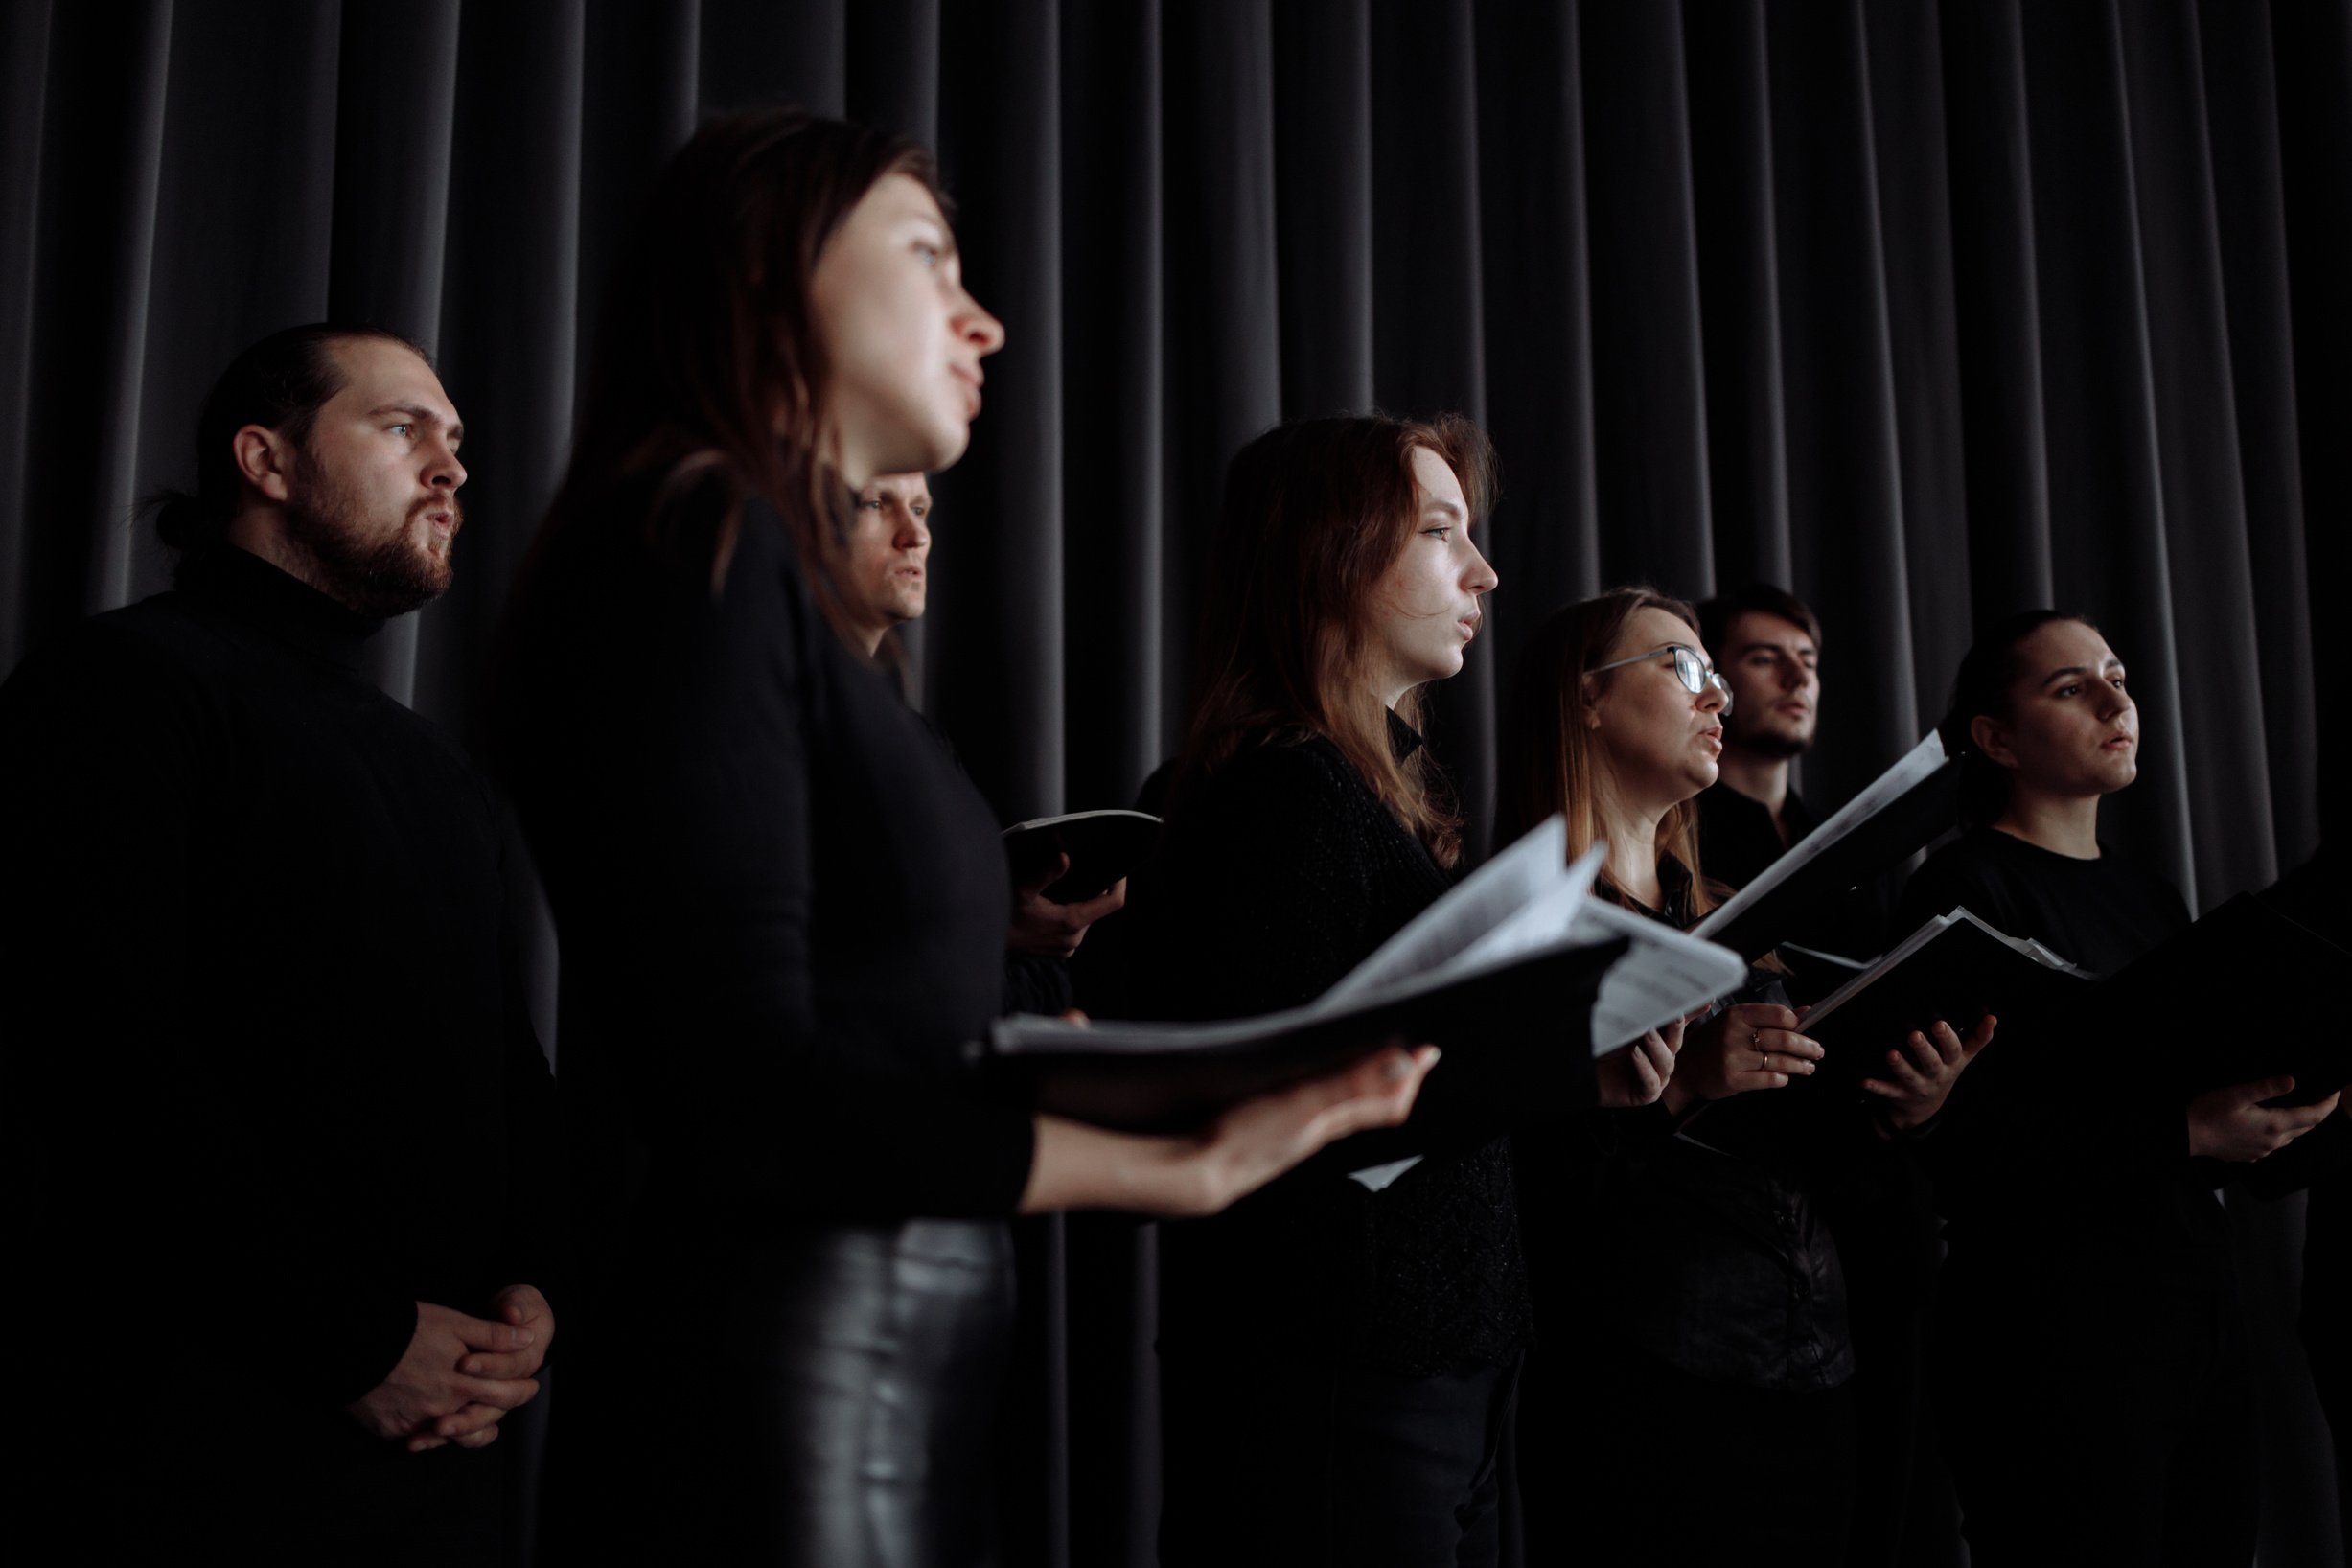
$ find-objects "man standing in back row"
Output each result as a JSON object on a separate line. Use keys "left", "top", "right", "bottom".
{"left": 0, "top": 325, "right": 555, "bottom": 1564}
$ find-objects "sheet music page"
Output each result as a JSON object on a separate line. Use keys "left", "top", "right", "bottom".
{"left": 1692, "top": 730, "right": 1948, "bottom": 941}
{"left": 1315, "top": 818, "right": 1579, "bottom": 1011}
{"left": 1582, "top": 900, "right": 1752, "bottom": 1049}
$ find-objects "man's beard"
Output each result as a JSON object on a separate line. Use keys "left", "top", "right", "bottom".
{"left": 284, "top": 456, "right": 456, "bottom": 619}
{"left": 1731, "top": 719, "right": 1812, "bottom": 760}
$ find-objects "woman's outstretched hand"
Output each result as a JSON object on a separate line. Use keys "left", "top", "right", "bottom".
{"left": 1597, "top": 1016, "right": 1688, "bottom": 1108}
{"left": 1663, "top": 1003, "right": 1823, "bottom": 1115}
{"left": 1020, "top": 1043, "right": 1440, "bottom": 1217}
{"left": 2187, "top": 1077, "right": 2343, "bottom": 1162}
{"left": 1860, "top": 1015, "right": 1996, "bottom": 1132}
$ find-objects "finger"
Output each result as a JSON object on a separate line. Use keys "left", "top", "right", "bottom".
{"left": 406, "top": 1433, "right": 450, "bottom": 1454}
{"left": 433, "top": 1401, "right": 511, "bottom": 1441}
{"left": 461, "top": 1349, "right": 545, "bottom": 1380}
{"left": 1880, "top": 1049, "right": 1936, "bottom": 1097}
{"left": 1072, "top": 879, "right": 1128, "bottom": 922}
{"left": 1858, "top": 1078, "right": 1900, "bottom": 1100}
{"left": 2236, "top": 1074, "right": 2298, "bottom": 1106}
{"left": 450, "top": 1423, "right": 503, "bottom": 1450}
{"left": 1925, "top": 1022, "right": 1967, "bottom": 1068}
{"left": 447, "top": 1314, "right": 537, "bottom": 1354}
{"left": 1961, "top": 1014, "right": 1998, "bottom": 1056}
{"left": 1016, "top": 850, "right": 1073, "bottom": 899}
{"left": 1900, "top": 1031, "right": 1945, "bottom": 1076}
{"left": 1659, "top": 1018, "right": 1689, "bottom": 1051}
{"left": 450, "top": 1375, "right": 541, "bottom": 1412}
{"left": 1740, "top": 1003, "right": 1803, "bottom": 1033}
{"left": 1316, "top": 1048, "right": 1438, "bottom": 1138}
{"left": 1756, "top": 1029, "right": 1823, "bottom": 1062}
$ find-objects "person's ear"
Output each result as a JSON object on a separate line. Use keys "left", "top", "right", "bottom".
{"left": 1580, "top": 675, "right": 1603, "bottom": 731}
{"left": 1970, "top": 713, "right": 2018, "bottom": 771}
{"left": 232, "top": 425, "right": 296, "bottom": 504}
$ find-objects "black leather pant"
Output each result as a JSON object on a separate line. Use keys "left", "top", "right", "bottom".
{"left": 550, "top": 1217, "right": 1016, "bottom": 1566}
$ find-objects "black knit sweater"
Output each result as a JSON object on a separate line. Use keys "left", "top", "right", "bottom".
{"left": 1135, "top": 722, "right": 1533, "bottom": 1378}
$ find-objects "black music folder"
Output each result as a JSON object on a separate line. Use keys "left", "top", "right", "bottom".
{"left": 1002, "top": 808, "right": 1161, "bottom": 903}
{"left": 1693, "top": 733, "right": 1960, "bottom": 963}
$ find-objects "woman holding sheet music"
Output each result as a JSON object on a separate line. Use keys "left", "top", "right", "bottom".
{"left": 1495, "top": 588, "right": 1991, "bottom": 1566}
{"left": 488, "top": 111, "right": 1437, "bottom": 1564}
{"left": 1134, "top": 413, "right": 1603, "bottom": 1567}
{"left": 1902, "top": 611, "right": 2340, "bottom": 1566}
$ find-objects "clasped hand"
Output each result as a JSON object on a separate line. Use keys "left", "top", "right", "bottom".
{"left": 346, "top": 1283, "right": 555, "bottom": 1453}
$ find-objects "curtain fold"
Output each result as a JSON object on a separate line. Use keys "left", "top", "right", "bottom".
{"left": 6, "top": 3, "right": 2348, "bottom": 1561}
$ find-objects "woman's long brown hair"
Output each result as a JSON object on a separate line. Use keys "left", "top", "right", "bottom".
{"left": 536, "top": 107, "right": 946, "bottom": 639}
{"left": 1497, "top": 587, "right": 1719, "bottom": 918}
{"left": 1172, "top": 412, "right": 1496, "bottom": 869}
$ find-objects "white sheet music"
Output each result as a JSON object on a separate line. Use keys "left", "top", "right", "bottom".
{"left": 1580, "top": 900, "right": 1753, "bottom": 1049}
{"left": 1692, "top": 730, "right": 1948, "bottom": 942}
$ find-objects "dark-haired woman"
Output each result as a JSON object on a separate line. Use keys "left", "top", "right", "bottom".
{"left": 1137, "top": 414, "right": 1633, "bottom": 1568}
{"left": 1495, "top": 588, "right": 1990, "bottom": 1566}
{"left": 1902, "top": 611, "right": 2340, "bottom": 1566}
{"left": 489, "top": 109, "right": 1433, "bottom": 1566}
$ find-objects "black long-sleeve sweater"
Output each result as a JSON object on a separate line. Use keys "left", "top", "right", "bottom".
{"left": 0, "top": 545, "right": 557, "bottom": 1419}
{"left": 1134, "top": 724, "right": 1535, "bottom": 1379}
{"left": 489, "top": 479, "right": 1035, "bottom": 1250}
{"left": 1898, "top": 828, "right": 2228, "bottom": 1321}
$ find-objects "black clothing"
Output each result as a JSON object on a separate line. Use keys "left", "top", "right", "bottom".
{"left": 1900, "top": 828, "right": 2251, "bottom": 1565}
{"left": 1136, "top": 724, "right": 1533, "bottom": 1565}
{"left": 1580, "top": 1348, "right": 1858, "bottom": 1567}
{"left": 1699, "top": 774, "right": 1950, "bottom": 1565}
{"left": 1696, "top": 776, "right": 1818, "bottom": 893}
{"left": 0, "top": 545, "right": 554, "bottom": 1564}
{"left": 1159, "top": 1347, "right": 1521, "bottom": 1568}
{"left": 1136, "top": 726, "right": 1534, "bottom": 1379}
{"left": 1586, "top": 872, "right": 1857, "bottom": 1393}
{"left": 1696, "top": 777, "right": 1891, "bottom": 976}
{"left": 606, "top": 1217, "right": 1016, "bottom": 1565}
{"left": 492, "top": 480, "right": 1033, "bottom": 1561}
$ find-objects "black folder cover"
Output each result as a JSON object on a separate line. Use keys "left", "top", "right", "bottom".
{"left": 1002, "top": 808, "right": 1161, "bottom": 903}
{"left": 977, "top": 936, "right": 1625, "bottom": 1135}
{"left": 1797, "top": 911, "right": 2093, "bottom": 1091}
{"left": 2086, "top": 880, "right": 2352, "bottom": 1106}
{"left": 1677, "top": 908, "right": 2088, "bottom": 1161}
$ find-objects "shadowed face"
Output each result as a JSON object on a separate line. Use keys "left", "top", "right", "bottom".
{"left": 1974, "top": 619, "right": 2138, "bottom": 801}
{"left": 1587, "top": 607, "right": 1730, "bottom": 812}
{"left": 1365, "top": 446, "right": 1499, "bottom": 699}
{"left": 1717, "top": 610, "right": 1819, "bottom": 758}
{"left": 279, "top": 336, "right": 466, "bottom": 618}
{"left": 808, "top": 173, "right": 1005, "bottom": 482}
{"left": 845, "top": 472, "right": 933, "bottom": 643}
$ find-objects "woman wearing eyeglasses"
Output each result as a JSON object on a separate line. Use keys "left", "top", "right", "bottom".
{"left": 1899, "top": 611, "right": 2341, "bottom": 1566}
{"left": 1496, "top": 588, "right": 1989, "bottom": 1566}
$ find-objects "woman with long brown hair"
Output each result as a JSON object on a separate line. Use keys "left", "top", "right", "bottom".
{"left": 1496, "top": 588, "right": 1988, "bottom": 1565}
{"left": 489, "top": 110, "right": 1434, "bottom": 1565}
{"left": 1137, "top": 414, "right": 1646, "bottom": 1566}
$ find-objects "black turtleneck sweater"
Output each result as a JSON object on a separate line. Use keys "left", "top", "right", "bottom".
{"left": 0, "top": 546, "right": 556, "bottom": 1437}
{"left": 1135, "top": 723, "right": 1534, "bottom": 1379}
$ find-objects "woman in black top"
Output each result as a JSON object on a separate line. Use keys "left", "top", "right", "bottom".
{"left": 1902, "top": 611, "right": 2339, "bottom": 1566}
{"left": 1140, "top": 413, "right": 1616, "bottom": 1567}
{"left": 490, "top": 110, "right": 1433, "bottom": 1566}
{"left": 1495, "top": 588, "right": 1989, "bottom": 1566}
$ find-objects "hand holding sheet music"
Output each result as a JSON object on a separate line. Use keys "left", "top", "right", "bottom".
{"left": 980, "top": 816, "right": 1749, "bottom": 1138}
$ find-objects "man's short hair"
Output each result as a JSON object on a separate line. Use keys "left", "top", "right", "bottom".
{"left": 149, "top": 323, "right": 430, "bottom": 554}
{"left": 1696, "top": 582, "right": 1822, "bottom": 657}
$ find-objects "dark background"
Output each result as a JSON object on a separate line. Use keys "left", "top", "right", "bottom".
{"left": 4, "top": 1, "right": 2347, "bottom": 1562}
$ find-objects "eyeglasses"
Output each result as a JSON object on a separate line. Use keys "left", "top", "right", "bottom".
{"left": 1586, "top": 643, "right": 1734, "bottom": 715}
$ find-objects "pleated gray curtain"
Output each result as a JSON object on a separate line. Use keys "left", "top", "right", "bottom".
{"left": 5, "top": 2, "right": 2350, "bottom": 1562}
